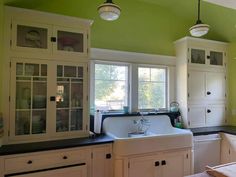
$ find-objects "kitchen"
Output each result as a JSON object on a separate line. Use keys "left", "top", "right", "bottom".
{"left": 0, "top": 0, "right": 236, "bottom": 177}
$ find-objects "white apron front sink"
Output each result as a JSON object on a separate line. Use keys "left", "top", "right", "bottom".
{"left": 103, "top": 115, "right": 193, "bottom": 156}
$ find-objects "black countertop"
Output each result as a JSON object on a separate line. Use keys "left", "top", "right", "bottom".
{"left": 0, "top": 134, "right": 114, "bottom": 156}
{"left": 190, "top": 126, "right": 236, "bottom": 136}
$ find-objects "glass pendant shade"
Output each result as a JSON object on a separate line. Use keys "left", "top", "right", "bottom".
{"left": 189, "top": 23, "right": 210, "bottom": 37}
{"left": 98, "top": 1, "right": 121, "bottom": 21}
{"left": 189, "top": 0, "right": 210, "bottom": 37}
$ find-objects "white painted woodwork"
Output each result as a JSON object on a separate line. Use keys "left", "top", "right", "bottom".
{"left": 0, "top": 144, "right": 112, "bottom": 177}
{"left": 91, "top": 145, "right": 113, "bottom": 177}
{"left": 188, "top": 71, "right": 205, "bottom": 101}
{"left": 3, "top": 6, "right": 92, "bottom": 143}
{"left": 188, "top": 105, "right": 206, "bottom": 128}
{"left": 10, "top": 165, "right": 87, "bottom": 177}
{"left": 206, "top": 105, "right": 226, "bottom": 126}
{"left": 175, "top": 37, "right": 228, "bottom": 128}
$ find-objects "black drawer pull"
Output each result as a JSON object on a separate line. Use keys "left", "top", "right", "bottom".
{"left": 155, "top": 161, "right": 160, "bottom": 166}
{"left": 161, "top": 160, "right": 166, "bottom": 166}
{"left": 207, "top": 109, "right": 211, "bottom": 113}
{"left": 207, "top": 55, "right": 210, "bottom": 59}
{"left": 207, "top": 91, "right": 211, "bottom": 95}
{"left": 106, "top": 153, "right": 112, "bottom": 159}
{"left": 27, "top": 160, "right": 33, "bottom": 164}
{"left": 63, "top": 156, "right": 68, "bottom": 160}
{"left": 50, "top": 96, "right": 56, "bottom": 101}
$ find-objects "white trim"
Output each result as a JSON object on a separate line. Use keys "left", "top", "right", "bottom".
{"left": 91, "top": 48, "right": 176, "bottom": 66}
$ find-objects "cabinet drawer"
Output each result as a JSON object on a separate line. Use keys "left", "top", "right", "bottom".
{"left": 4, "top": 149, "right": 89, "bottom": 174}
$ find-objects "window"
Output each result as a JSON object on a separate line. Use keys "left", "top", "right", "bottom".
{"left": 138, "top": 66, "right": 167, "bottom": 110}
{"left": 94, "top": 63, "right": 129, "bottom": 111}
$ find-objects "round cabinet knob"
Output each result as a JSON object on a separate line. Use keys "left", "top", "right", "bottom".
{"left": 63, "top": 156, "right": 68, "bottom": 160}
{"left": 207, "top": 91, "right": 211, "bottom": 95}
{"left": 207, "top": 109, "right": 211, "bottom": 113}
{"left": 27, "top": 160, "right": 33, "bottom": 164}
{"left": 155, "top": 161, "right": 160, "bottom": 166}
{"left": 161, "top": 160, "right": 166, "bottom": 166}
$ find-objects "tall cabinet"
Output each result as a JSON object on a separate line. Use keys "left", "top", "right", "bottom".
{"left": 3, "top": 6, "right": 93, "bottom": 143}
{"left": 174, "top": 37, "right": 228, "bottom": 128}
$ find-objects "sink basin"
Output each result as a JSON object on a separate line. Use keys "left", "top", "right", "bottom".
{"left": 103, "top": 115, "right": 193, "bottom": 156}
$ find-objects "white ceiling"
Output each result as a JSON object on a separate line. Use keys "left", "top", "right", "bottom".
{"left": 204, "top": 0, "right": 236, "bottom": 10}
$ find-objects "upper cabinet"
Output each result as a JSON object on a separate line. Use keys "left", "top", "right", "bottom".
{"left": 175, "top": 37, "right": 228, "bottom": 128}
{"left": 5, "top": 6, "right": 92, "bottom": 61}
{"left": 189, "top": 48, "right": 225, "bottom": 67}
{"left": 3, "top": 6, "right": 93, "bottom": 143}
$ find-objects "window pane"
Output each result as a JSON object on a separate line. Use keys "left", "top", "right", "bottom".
{"left": 94, "top": 63, "right": 128, "bottom": 111}
{"left": 138, "top": 67, "right": 166, "bottom": 109}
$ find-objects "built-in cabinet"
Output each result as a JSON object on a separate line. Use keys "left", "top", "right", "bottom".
{"left": 175, "top": 37, "right": 228, "bottom": 128}
{"left": 220, "top": 133, "right": 236, "bottom": 164}
{"left": 3, "top": 6, "right": 93, "bottom": 143}
{"left": 0, "top": 144, "right": 112, "bottom": 177}
{"left": 114, "top": 148, "right": 192, "bottom": 177}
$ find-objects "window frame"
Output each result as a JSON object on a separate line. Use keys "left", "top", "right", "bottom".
{"left": 137, "top": 64, "right": 168, "bottom": 111}
{"left": 91, "top": 60, "right": 130, "bottom": 112}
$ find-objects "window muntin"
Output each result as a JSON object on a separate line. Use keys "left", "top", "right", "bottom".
{"left": 94, "top": 63, "right": 129, "bottom": 111}
{"left": 138, "top": 66, "right": 167, "bottom": 110}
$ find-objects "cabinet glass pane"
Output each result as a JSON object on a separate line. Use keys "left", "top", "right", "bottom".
{"left": 64, "top": 66, "right": 76, "bottom": 77}
{"left": 17, "top": 25, "right": 48, "bottom": 49}
{"left": 56, "top": 109, "right": 69, "bottom": 132}
{"left": 15, "top": 111, "right": 30, "bottom": 135}
{"left": 210, "top": 51, "right": 223, "bottom": 66}
{"left": 32, "top": 110, "right": 46, "bottom": 134}
{"left": 16, "top": 82, "right": 31, "bottom": 109}
{"left": 25, "top": 63, "right": 39, "bottom": 76}
{"left": 33, "top": 82, "right": 47, "bottom": 109}
{"left": 71, "top": 109, "right": 83, "bottom": 131}
{"left": 56, "top": 83, "right": 70, "bottom": 108}
{"left": 71, "top": 83, "right": 83, "bottom": 108}
{"left": 191, "top": 49, "right": 205, "bottom": 64}
{"left": 14, "top": 62, "right": 48, "bottom": 136}
{"left": 57, "top": 31, "right": 84, "bottom": 52}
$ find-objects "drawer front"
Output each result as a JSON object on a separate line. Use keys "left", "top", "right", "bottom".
{"left": 5, "top": 149, "right": 89, "bottom": 174}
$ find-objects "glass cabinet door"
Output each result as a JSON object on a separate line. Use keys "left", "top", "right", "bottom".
{"left": 56, "top": 65, "right": 84, "bottom": 132}
{"left": 209, "top": 51, "right": 224, "bottom": 66}
{"left": 190, "top": 49, "right": 206, "bottom": 64}
{"left": 12, "top": 21, "right": 51, "bottom": 53}
{"left": 14, "top": 62, "right": 47, "bottom": 136}
{"left": 54, "top": 26, "right": 87, "bottom": 56}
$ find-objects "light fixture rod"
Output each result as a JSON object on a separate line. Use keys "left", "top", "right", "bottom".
{"left": 198, "top": 0, "right": 200, "bottom": 22}
{"left": 106, "top": 0, "right": 114, "bottom": 3}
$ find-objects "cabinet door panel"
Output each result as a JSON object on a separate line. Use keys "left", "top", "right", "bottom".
{"left": 129, "top": 156, "right": 160, "bottom": 177}
{"left": 206, "top": 72, "right": 225, "bottom": 100}
{"left": 188, "top": 71, "right": 205, "bottom": 101}
{"left": 206, "top": 105, "right": 225, "bottom": 126}
{"left": 188, "top": 105, "right": 206, "bottom": 127}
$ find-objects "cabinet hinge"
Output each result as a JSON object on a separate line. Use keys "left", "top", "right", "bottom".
{"left": 188, "top": 108, "right": 190, "bottom": 112}
{"left": 9, "top": 62, "right": 11, "bottom": 68}
{"left": 10, "top": 23, "right": 12, "bottom": 29}
{"left": 229, "top": 149, "right": 231, "bottom": 155}
{"left": 128, "top": 162, "right": 130, "bottom": 169}
{"left": 187, "top": 73, "right": 190, "bottom": 78}
{"left": 91, "top": 152, "right": 93, "bottom": 159}
{"left": 225, "top": 93, "right": 227, "bottom": 98}
{"left": 9, "top": 96, "right": 10, "bottom": 102}
{"left": 188, "top": 93, "right": 190, "bottom": 98}
{"left": 10, "top": 40, "right": 12, "bottom": 47}
{"left": 188, "top": 121, "right": 190, "bottom": 126}
{"left": 224, "top": 52, "right": 226, "bottom": 57}
{"left": 87, "top": 34, "right": 89, "bottom": 39}
{"left": 225, "top": 76, "right": 226, "bottom": 80}
{"left": 186, "top": 153, "right": 189, "bottom": 159}
{"left": 8, "top": 130, "right": 10, "bottom": 136}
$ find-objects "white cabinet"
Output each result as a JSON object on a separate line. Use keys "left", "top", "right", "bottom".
{"left": 220, "top": 133, "right": 236, "bottom": 164}
{"left": 7, "top": 7, "right": 92, "bottom": 61}
{"left": 0, "top": 144, "right": 112, "bottom": 177}
{"left": 128, "top": 150, "right": 191, "bottom": 177}
{"left": 175, "top": 37, "right": 228, "bottom": 128}
{"left": 91, "top": 145, "right": 113, "bottom": 177}
{"left": 3, "top": 7, "right": 93, "bottom": 143}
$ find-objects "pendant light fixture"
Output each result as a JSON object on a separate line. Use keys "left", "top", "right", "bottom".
{"left": 189, "top": 0, "right": 210, "bottom": 37}
{"left": 98, "top": 0, "right": 121, "bottom": 21}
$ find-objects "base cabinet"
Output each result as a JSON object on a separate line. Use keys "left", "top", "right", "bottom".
{"left": 220, "top": 133, "right": 236, "bottom": 164}
{"left": 0, "top": 144, "right": 112, "bottom": 177}
{"left": 115, "top": 149, "right": 192, "bottom": 177}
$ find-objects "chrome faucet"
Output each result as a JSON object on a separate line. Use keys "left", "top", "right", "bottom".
{"left": 133, "top": 112, "right": 151, "bottom": 134}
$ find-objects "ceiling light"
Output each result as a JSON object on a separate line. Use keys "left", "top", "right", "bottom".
{"left": 98, "top": 0, "right": 121, "bottom": 21}
{"left": 189, "top": 0, "right": 210, "bottom": 37}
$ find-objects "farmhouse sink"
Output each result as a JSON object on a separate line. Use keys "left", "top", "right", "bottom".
{"left": 103, "top": 115, "right": 193, "bottom": 156}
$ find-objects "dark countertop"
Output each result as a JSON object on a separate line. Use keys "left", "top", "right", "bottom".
{"left": 0, "top": 134, "right": 114, "bottom": 156}
{"left": 190, "top": 126, "right": 236, "bottom": 136}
